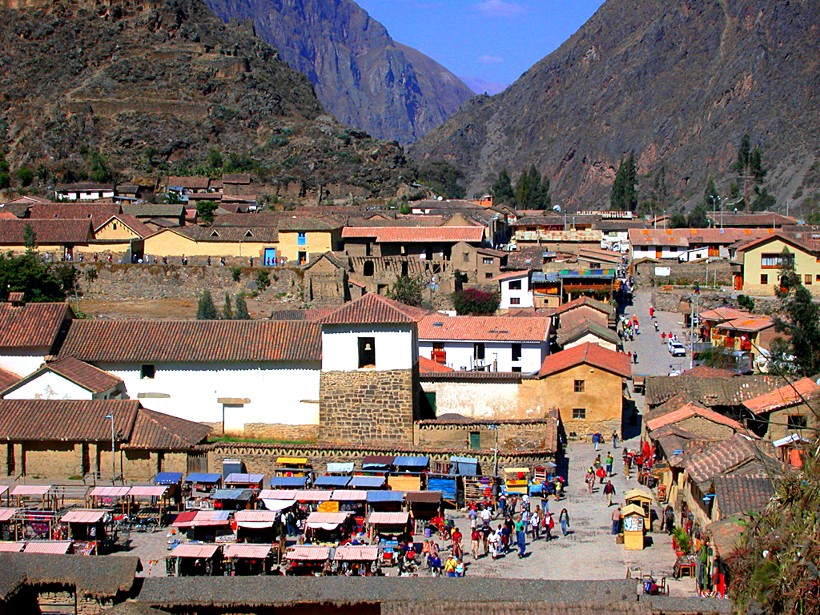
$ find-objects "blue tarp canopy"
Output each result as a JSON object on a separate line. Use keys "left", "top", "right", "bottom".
{"left": 314, "top": 475, "right": 351, "bottom": 488}
{"left": 270, "top": 476, "right": 307, "bottom": 488}
{"left": 392, "top": 456, "right": 429, "bottom": 468}
{"left": 450, "top": 456, "right": 479, "bottom": 476}
{"left": 366, "top": 491, "right": 405, "bottom": 503}
{"left": 349, "top": 476, "right": 386, "bottom": 489}
{"left": 428, "top": 476, "right": 457, "bottom": 500}
{"left": 326, "top": 463, "right": 354, "bottom": 474}
{"left": 184, "top": 473, "right": 222, "bottom": 484}
{"left": 154, "top": 472, "right": 183, "bottom": 485}
{"left": 211, "top": 488, "right": 254, "bottom": 501}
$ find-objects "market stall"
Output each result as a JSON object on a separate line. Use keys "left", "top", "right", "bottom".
{"left": 273, "top": 457, "right": 312, "bottom": 479}
{"left": 388, "top": 456, "right": 428, "bottom": 492}
{"left": 283, "top": 545, "right": 330, "bottom": 576}
{"left": 210, "top": 488, "right": 254, "bottom": 511}
{"left": 326, "top": 463, "right": 354, "bottom": 477}
{"left": 233, "top": 509, "right": 279, "bottom": 545}
{"left": 406, "top": 491, "right": 442, "bottom": 534}
{"left": 0, "top": 541, "right": 23, "bottom": 552}
{"left": 330, "top": 490, "right": 366, "bottom": 517}
{"left": 183, "top": 473, "right": 223, "bottom": 509}
{"left": 128, "top": 485, "right": 171, "bottom": 524}
{"left": 269, "top": 476, "right": 308, "bottom": 490}
{"left": 11, "top": 485, "right": 54, "bottom": 510}
{"left": 172, "top": 510, "right": 232, "bottom": 542}
{"left": 365, "top": 491, "right": 404, "bottom": 514}
{"left": 295, "top": 490, "right": 333, "bottom": 512}
{"left": 61, "top": 509, "right": 113, "bottom": 555}
{"left": 224, "top": 473, "right": 265, "bottom": 493}
{"left": 88, "top": 486, "right": 130, "bottom": 512}
{"left": 332, "top": 544, "right": 380, "bottom": 576}
{"left": 360, "top": 455, "right": 394, "bottom": 476}
{"left": 0, "top": 508, "right": 19, "bottom": 541}
{"left": 366, "top": 512, "right": 410, "bottom": 568}
{"left": 258, "top": 490, "right": 297, "bottom": 513}
{"left": 167, "top": 543, "right": 222, "bottom": 576}
{"left": 23, "top": 540, "right": 72, "bottom": 554}
{"left": 313, "top": 476, "right": 351, "bottom": 490}
{"left": 154, "top": 472, "right": 183, "bottom": 509}
{"left": 223, "top": 543, "right": 275, "bottom": 576}
{"left": 305, "top": 512, "right": 352, "bottom": 544}
{"left": 349, "top": 476, "right": 386, "bottom": 490}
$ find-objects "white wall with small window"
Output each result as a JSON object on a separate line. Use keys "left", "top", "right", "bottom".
{"left": 419, "top": 340, "right": 545, "bottom": 373}
{"left": 321, "top": 324, "right": 417, "bottom": 372}
{"left": 2, "top": 371, "right": 96, "bottom": 401}
{"left": 498, "top": 273, "right": 533, "bottom": 309}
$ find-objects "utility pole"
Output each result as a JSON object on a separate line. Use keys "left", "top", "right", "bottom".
{"left": 490, "top": 424, "right": 499, "bottom": 477}
{"left": 106, "top": 412, "right": 116, "bottom": 483}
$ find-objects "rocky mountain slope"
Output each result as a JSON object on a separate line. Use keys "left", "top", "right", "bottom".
{"left": 0, "top": 0, "right": 411, "bottom": 197}
{"left": 411, "top": 0, "right": 819, "bottom": 212}
{"left": 204, "top": 0, "right": 475, "bottom": 145}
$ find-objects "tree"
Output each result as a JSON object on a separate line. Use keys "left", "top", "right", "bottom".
{"left": 254, "top": 270, "right": 271, "bottom": 292}
{"left": 196, "top": 200, "right": 219, "bottom": 226}
{"left": 23, "top": 224, "right": 37, "bottom": 250}
{"left": 731, "top": 134, "right": 767, "bottom": 208}
{"left": 222, "top": 293, "right": 233, "bottom": 320}
{"left": 0, "top": 251, "right": 75, "bottom": 302}
{"left": 669, "top": 211, "right": 688, "bottom": 228}
{"left": 750, "top": 186, "right": 776, "bottom": 212}
{"left": 772, "top": 251, "right": 820, "bottom": 375}
{"left": 687, "top": 203, "right": 709, "bottom": 228}
{"left": 234, "top": 294, "right": 251, "bottom": 319}
{"left": 0, "top": 149, "right": 9, "bottom": 189}
{"left": 490, "top": 169, "right": 515, "bottom": 206}
{"left": 196, "top": 289, "right": 218, "bottom": 320}
{"left": 418, "top": 160, "right": 466, "bottom": 199}
{"left": 610, "top": 153, "right": 637, "bottom": 211}
{"left": 388, "top": 275, "right": 424, "bottom": 307}
{"left": 87, "top": 150, "right": 113, "bottom": 183}
{"left": 514, "top": 165, "right": 551, "bottom": 209}
{"left": 452, "top": 288, "right": 499, "bottom": 315}
{"left": 16, "top": 166, "right": 34, "bottom": 187}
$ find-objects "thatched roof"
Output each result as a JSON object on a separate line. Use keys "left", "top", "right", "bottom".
{"left": 0, "top": 553, "right": 140, "bottom": 600}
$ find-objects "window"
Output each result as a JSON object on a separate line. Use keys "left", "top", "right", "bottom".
{"left": 511, "top": 366, "right": 522, "bottom": 373}
{"left": 463, "top": 252, "right": 470, "bottom": 263}
{"left": 805, "top": 274, "right": 812, "bottom": 285}
{"left": 363, "top": 261, "right": 374, "bottom": 277}
{"left": 760, "top": 274, "right": 768, "bottom": 285}
{"left": 509, "top": 280, "right": 522, "bottom": 290}
{"left": 482, "top": 257, "right": 494, "bottom": 265}
{"left": 474, "top": 343, "right": 485, "bottom": 361}
{"left": 761, "top": 252, "right": 793, "bottom": 269}
{"left": 112, "top": 223, "right": 118, "bottom": 231}
{"left": 787, "top": 415, "right": 808, "bottom": 430}
{"left": 572, "top": 408, "right": 586, "bottom": 420}
{"left": 297, "top": 232, "right": 306, "bottom": 246}
{"left": 574, "top": 379, "right": 585, "bottom": 393}
{"left": 816, "top": 275, "right": 820, "bottom": 282}
{"left": 512, "top": 343, "right": 522, "bottom": 361}
{"left": 469, "top": 432, "right": 481, "bottom": 450}
{"left": 510, "top": 297, "right": 521, "bottom": 305}
{"left": 358, "top": 337, "right": 376, "bottom": 368}
{"left": 485, "top": 272, "right": 493, "bottom": 279}
{"left": 140, "top": 364, "right": 155, "bottom": 379}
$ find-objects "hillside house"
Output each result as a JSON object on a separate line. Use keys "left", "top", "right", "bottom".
{"left": 0, "top": 218, "right": 94, "bottom": 260}
{"left": 54, "top": 183, "right": 116, "bottom": 201}
{"left": 731, "top": 232, "right": 820, "bottom": 296}
{"left": 418, "top": 313, "right": 550, "bottom": 374}
{"left": 28, "top": 203, "right": 122, "bottom": 230}
{"left": 628, "top": 228, "right": 773, "bottom": 261}
{"left": 741, "top": 377, "right": 820, "bottom": 442}
{"left": 495, "top": 270, "right": 533, "bottom": 310}
{"left": 142, "top": 226, "right": 279, "bottom": 264}
{"left": 121, "top": 203, "right": 186, "bottom": 229}
{"left": 1, "top": 356, "right": 125, "bottom": 401}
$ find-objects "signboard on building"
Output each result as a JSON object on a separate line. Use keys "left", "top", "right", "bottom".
{"left": 655, "top": 266, "right": 671, "bottom": 277}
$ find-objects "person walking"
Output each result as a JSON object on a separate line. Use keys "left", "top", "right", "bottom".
{"left": 558, "top": 508, "right": 570, "bottom": 536}
{"left": 605, "top": 452, "right": 614, "bottom": 476}
{"left": 611, "top": 507, "right": 622, "bottom": 535}
{"left": 596, "top": 465, "right": 607, "bottom": 485}
{"left": 544, "top": 511, "right": 554, "bottom": 541}
{"left": 664, "top": 506, "right": 675, "bottom": 534}
{"left": 604, "top": 480, "right": 616, "bottom": 507}
{"left": 592, "top": 432, "right": 600, "bottom": 451}
{"left": 488, "top": 526, "right": 500, "bottom": 559}
{"left": 515, "top": 517, "right": 527, "bottom": 558}
{"left": 612, "top": 431, "right": 618, "bottom": 449}
{"left": 585, "top": 468, "right": 595, "bottom": 494}
{"left": 530, "top": 507, "right": 541, "bottom": 541}
{"left": 470, "top": 527, "right": 480, "bottom": 559}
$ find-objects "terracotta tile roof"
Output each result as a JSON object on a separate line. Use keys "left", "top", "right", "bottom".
{"left": 167, "top": 176, "right": 210, "bottom": 190}
{"left": 341, "top": 226, "right": 485, "bottom": 243}
{"left": 0, "top": 219, "right": 94, "bottom": 244}
{"left": 0, "top": 399, "right": 140, "bottom": 441}
{"left": 712, "top": 476, "right": 775, "bottom": 517}
{"left": 684, "top": 434, "right": 778, "bottom": 485}
{"left": 493, "top": 270, "right": 529, "bottom": 281}
{"left": 418, "top": 314, "right": 550, "bottom": 342}
{"left": 126, "top": 408, "right": 211, "bottom": 450}
{"left": 59, "top": 320, "right": 321, "bottom": 363}
{"left": 678, "top": 366, "right": 737, "bottom": 379}
{"left": 556, "top": 320, "right": 620, "bottom": 347}
{"left": 2, "top": 195, "right": 53, "bottom": 206}
{"left": 95, "top": 215, "right": 155, "bottom": 239}
{"left": 552, "top": 296, "right": 615, "bottom": 316}
{"left": 30, "top": 356, "right": 122, "bottom": 393}
{"left": 699, "top": 307, "right": 750, "bottom": 323}
{"left": 0, "top": 367, "right": 21, "bottom": 390}
{"left": 172, "top": 226, "right": 279, "bottom": 243}
{"left": 0, "top": 212, "right": 16, "bottom": 220}
{"left": 29, "top": 203, "right": 121, "bottom": 230}
{"left": 418, "top": 356, "right": 453, "bottom": 374}
{"left": 645, "top": 375, "right": 784, "bottom": 408}
{"left": 742, "top": 377, "right": 820, "bottom": 415}
{"left": 628, "top": 227, "right": 772, "bottom": 247}
{"left": 274, "top": 217, "right": 343, "bottom": 232}
{"left": 122, "top": 204, "right": 186, "bottom": 219}
{"left": 715, "top": 316, "right": 775, "bottom": 333}
{"left": 0, "top": 302, "right": 71, "bottom": 350}
{"left": 222, "top": 173, "right": 251, "bottom": 184}
{"left": 734, "top": 230, "right": 819, "bottom": 255}
{"left": 708, "top": 212, "right": 797, "bottom": 228}
{"left": 318, "top": 294, "right": 428, "bottom": 325}
{"left": 646, "top": 402, "right": 743, "bottom": 432}
{"left": 538, "top": 342, "right": 631, "bottom": 378}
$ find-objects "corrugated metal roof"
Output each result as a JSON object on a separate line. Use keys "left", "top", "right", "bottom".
{"left": 224, "top": 473, "right": 265, "bottom": 485}
{"left": 23, "top": 541, "right": 72, "bottom": 554}
{"left": 333, "top": 545, "right": 379, "bottom": 561}
{"left": 211, "top": 489, "right": 253, "bottom": 501}
{"left": 171, "top": 543, "right": 221, "bottom": 559}
{"left": 129, "top": 486, "right": 169, "bottom": 498}
{"left": 90, "top": 486, "right": 131, "bottom": 497}
{"left": 154, "top": 472, "right": 183, "bottom": 485}
{"left": 284, "top": 545, "right": 331, "bottom": 561}
{"left": 367, "top": 512, "right": 409, "bottom": 525}
{"left": 233, "top": 510, "right": 277, "bottom": 523}
{"left": 0, "top": 508, "right": 18, "bottom": 523}
{"left": 11, "top": 485, "right": 51, "bottom": 496}
{"left": 223, "top": 544, "right": 272, "bottom": 559}
{"left": 62, "top": 509, "right": 107, "bottom": 524}
{"left": 306, "top": 512, "right": 350, "bottom": 525}
{"left": 393, "top": 456, "right": 430, "bottom": 468}
{"left": 366, "top": 491, "right": 404, "bottom": 503}
{"left": 0, "top": 541, "right": 24, "bottom": 552}
{"left": 349, "top": 476, "right": 385, "bottom": 489}
{"left": 185, "top": 473, "right": 222, "bottom": 484}
{"left": 296, "top": 490, "right": 333, "bottom": 502}
{"left": 330, "top": 490, "right": 366, "bottom": 501}
{"left": 314, "top": 476, "right": 350, "bottom": 488}
{"left": 258, "top": 489, "right": 297, "bottom": 500}
{"left": 269, "top": 477, "right": 307, "bottom": 489}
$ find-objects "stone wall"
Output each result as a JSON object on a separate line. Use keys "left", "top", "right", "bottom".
{"left": 205, "top": 421, "right": 320, "bottom": 443}
{"left": 633, "top": 259, "right": 732, "bottom": 288}
{"left": 649, "top": 288, "right": 782, "bottom": 314}
{"left": 75, "top": 262, "right": 303, "bottom": 302}
{"left": 319, "top": 369, "right": 416, "bottom": 446}
{"left": 414, "top": 420, "right": 557, "bottom": 453}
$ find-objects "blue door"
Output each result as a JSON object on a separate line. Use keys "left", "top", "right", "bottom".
{"left": 264, "top": 247, "right": 277, "bottom": 266}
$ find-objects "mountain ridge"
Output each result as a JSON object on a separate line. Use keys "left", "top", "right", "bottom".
{"left": 410, "top": 0, "right": 819, "bottom": 213}
{"left": 204, "top": 0, "right": 475, "bottom": 145}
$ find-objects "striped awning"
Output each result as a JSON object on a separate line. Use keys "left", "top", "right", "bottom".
{"left": 90, "top": 486, "right": 131, "bottom": 497}
{"left": 23, "top": 541, "right": 72, "bottom": 554}
{"left": 295, "top": 490, "right": 332, "bottom": 502}
{"left": 331, "top": 490, "right": 366, "bottom": 502}
{"left": 234, "top": 510, "right": 277, "bottom": 527}
{"left": 367, "top": 512, "right": 409, "bottom": 526}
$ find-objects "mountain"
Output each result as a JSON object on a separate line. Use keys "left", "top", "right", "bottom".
{"left": 0, "top": 0, "right": 411, "bottom": 197}
{"left": 410, "top": 0, "right": 819, "bottom": 213}
{"left": 204, "top": 0, "right": 475, "bottom": 145}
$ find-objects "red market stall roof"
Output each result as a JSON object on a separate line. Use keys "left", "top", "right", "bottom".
{"left": 223, "top": 543, "right": 273, "bottom": 559}
{"left": 367, "top": 512, "right": 409, "bottom": 526}
{"left": 171, "top": 543, "right": 221, "bottom": 559}
{"left": 23, "top": 541, "right": 72, "bottom": 554}
{"left": 90, "top": 486, "right": 131, "bottom": 498}
{"left": 333, "top": 545, "right": 380, "bottom": 561}
{"left": 128, "top": 486, "right": 169, "bottom": 498}
{"left": 61, "top": 509, "right": 107, "bottom": 524}
{"left": 284, "top": 545, "right": 331, "bottom": 561}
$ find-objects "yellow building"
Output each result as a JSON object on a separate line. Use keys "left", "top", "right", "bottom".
{"left": 274, "top": 217, "right": 342, "bottom": 265}
{"left": 732, "top": 233, "right": 820, "bottom": 296}
{"left": 0, "top": 218, "right": 94, "bottom": 260}
{"left": 143, "top": 226, "right": 279, "bottom": 263}
{"left": 537, "top": 342, "right": 631, "bottom": 438}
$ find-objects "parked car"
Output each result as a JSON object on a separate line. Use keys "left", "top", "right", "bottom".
{"left": 667, "top": 340, "right": 686, "bottom": 357}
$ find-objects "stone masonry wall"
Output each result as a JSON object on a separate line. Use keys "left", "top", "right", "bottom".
{"left": 414, "top": 421, "right": 556, "bottom": 453}
{"left": 633, "top": 259, "right": 732, "bottom": 288}
{"left": 319, "top": 369, "right": 416, "bottom": 446}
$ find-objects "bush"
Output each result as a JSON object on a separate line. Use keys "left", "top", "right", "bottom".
{"left": 452, "top": 288, "right": 499, "bottom": 315}
{"left": 737, "top": 294, "right": 755, "bottom": 312}
{"left": 255, "top": 270, "right": 271, "bottom": 292}
{"left": 230, "top": 266, "right": 242, "bottom": 282}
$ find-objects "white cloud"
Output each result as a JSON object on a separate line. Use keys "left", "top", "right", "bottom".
{"left": 475, "top": 0, "right": 527, "bottom": 18}
{"left": 477, "top": 54, "right": 504, "bottom": 64}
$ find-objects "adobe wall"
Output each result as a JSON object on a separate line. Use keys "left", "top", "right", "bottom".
{"left": 546, "top": 366, "right": 624, "bottom": 439}
{"left": 421, "top": 379, "right": 550, "bottom": 420}
{"left": 649, "top": 288, "right": 781, "bottom": 314}
{"left": 633, "top": 259, "right": 732, "bottom": 288}
{"left": 75, "top": 263, "right": 302, "bottom": 302}
{"left": 204, "top": 421, "right": 320, "bottom": 443}
{"left": 414, "top": 420, "right": 556, "bottom": 453}
{"left": 319, "top": 369, "right": 416, "bottom": 446}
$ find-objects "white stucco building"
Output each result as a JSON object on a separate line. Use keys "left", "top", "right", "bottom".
{"left": 418, "top": 313, "right": 550, "bottom": 374}
{"left": 0, "top": 301, "right": 73, "bottom": 379}
{"left": 495, "top": 270, "right": 534, "bottom": 310}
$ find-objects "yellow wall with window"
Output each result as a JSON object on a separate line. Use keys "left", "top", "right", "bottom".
{"left": 94, "top": 218, "right": 142, "bottom": 241}
{"left": 277, "top": 230, "right": 339, "bottom": 264}
{"left": 741, "top": 238, "right": 819, "bottom": 296}
{"left": 143, "top": 230, "right": 275, "bottom": 258}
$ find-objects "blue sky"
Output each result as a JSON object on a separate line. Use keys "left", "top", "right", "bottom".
{"left": 356, "top": 0, "right": 605, "bottom": 94}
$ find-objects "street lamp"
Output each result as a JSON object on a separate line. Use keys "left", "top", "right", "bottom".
{"left": 709, "top": 195, "right": 721, "bottom": 228}
{"left": 105, "top": 412, "right": 116, "bottom": 483}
